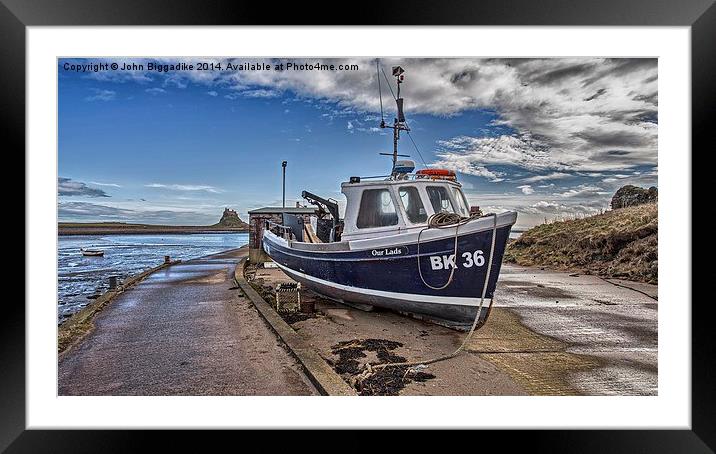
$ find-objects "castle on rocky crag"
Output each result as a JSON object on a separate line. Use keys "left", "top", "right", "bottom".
{"left": 215, "top": 208, "right": 249, "bottom": 229}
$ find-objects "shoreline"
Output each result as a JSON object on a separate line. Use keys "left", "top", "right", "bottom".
{"left": 58, "top": 259, "right": 180, "bottom": 354}
{"left": 58, "top": 245, "right": 248, "bottom": 354}
{"left": 58, "top": 227, "right": 248, "bottom": 236}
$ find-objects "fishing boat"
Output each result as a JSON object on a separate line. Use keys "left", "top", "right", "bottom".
{"left": 262, "top": 65, "right": 517, "bottom": 330}
{"left": 80, "top": 248, "right": 104, "bottom": 257}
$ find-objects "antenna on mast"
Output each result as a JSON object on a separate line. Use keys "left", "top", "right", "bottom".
{"left": 377, "top": 64, "right": 410, "bottom": 175}
{"left": 376, "top": 60, "right": 385, "bottom": 129}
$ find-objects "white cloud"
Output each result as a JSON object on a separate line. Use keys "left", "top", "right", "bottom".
{"left": 533, "top": 200, "right": 560, "bottom": 209}
{"left": 520, "top": 172, "right": 572, "bottom": 183}
{"left": 462, "top": 190, "right": 610, "bottom": 230}
{"left": 58, "top": 177, "right": 110, "bottom": 197}
{"left": 58, "top": 201, "right": 216, "bottom": 225}
{"left": 89, "top": 181, "right": 122, "bottom": 188}
{"left": 207, "top": 90, "right": 218, "bottom": 97}
{"left": 430, "top": 150, "right": 506, "bottom": 182}
{"left": 555, "top": 184, "right": 606, "bottom": 198}
{"left": 85, "top": 88, "right": 116, "bottom": 102}
{"left": 601, "top": 173, "right": 632, "bottom": 183}
{"left": 71, "top": 57, "right": 657, "bottom": 210}
{"left": 145, "top": 183, "right": 223, "bottom": 193}
{"left": 519, "top": 200, "right": 602, "bottom": 217}
{"left": 434, "top": 134, "right": 552, "bottom": 175}
{"left": 145, "top": 87, "right": 166, "bottom": 95}
{"left": 517, "top": 185, "right": 534, "bottom": 195}
{"left": 242, "top": 89, "right": 280, "bottom": 98}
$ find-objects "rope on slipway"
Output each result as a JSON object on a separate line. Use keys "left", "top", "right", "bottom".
{"left": 354, "top": 212, "right": 498, "bottom": 384}
{"left": 597, "top": 275, "right": 658, "bottom": 301}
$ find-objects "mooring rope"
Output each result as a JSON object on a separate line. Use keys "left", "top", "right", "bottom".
{"left": 417, "top": 211, "right": 480, "bottom": 290}
{"left": 355, "top": 212, "right": 499, "bottom": 384}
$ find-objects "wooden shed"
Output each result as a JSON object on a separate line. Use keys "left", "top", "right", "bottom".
{"left": 247, "top": 206, "right": 317, "bottom": 263}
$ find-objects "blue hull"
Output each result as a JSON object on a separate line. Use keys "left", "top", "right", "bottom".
{"left": 263, "top": 224, "right": 512, "bottom": 329}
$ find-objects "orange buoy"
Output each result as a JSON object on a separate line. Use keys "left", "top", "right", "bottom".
{"left": 415, "top": 169, "right": 457, "bottom": 180}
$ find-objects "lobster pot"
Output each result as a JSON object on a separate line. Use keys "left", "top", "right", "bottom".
{"left": 275, "top": 283, "right": 301, "bottom": 313}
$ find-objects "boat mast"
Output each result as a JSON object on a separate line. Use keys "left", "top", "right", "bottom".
{"left": 379, "top": 65, "right": 410, "bottom": 175}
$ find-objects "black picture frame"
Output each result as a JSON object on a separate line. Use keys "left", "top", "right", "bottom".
{"left": 4, "top": 0, "right": 710, "bottom": 451}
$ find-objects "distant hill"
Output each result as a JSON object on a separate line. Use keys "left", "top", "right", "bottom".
{"left": 213, "top": 208, "right": 249, "bottom": 229}
{"left": 505, "top": 202, "right": 657, "bottom": 284}
{"left": 59, "top": 208, "right": 249, "bottom": 235}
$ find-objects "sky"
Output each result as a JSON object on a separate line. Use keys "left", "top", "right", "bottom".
{"left": 58, "top": 57, "right": 658, "bottom": 230}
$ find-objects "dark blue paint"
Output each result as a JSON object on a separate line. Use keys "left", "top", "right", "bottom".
{"left": 263, "top": 225, "right": 512, "bottom": 299}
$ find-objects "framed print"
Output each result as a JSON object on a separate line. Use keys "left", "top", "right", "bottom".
{"left": 5, "top": 0, "right": 712, "bottom": 450}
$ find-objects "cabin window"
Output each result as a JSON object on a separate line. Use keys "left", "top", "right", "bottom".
{"left": 426, "top": 186, "right": 455, "bottom": 214}
{"left": 452, "top": 187, "right": 470, "bottom": 216}
{"left": 356, "top": 189, "right": 399, "bottom": 228}
{"left": 398, "top": 186, "right": 428, "bottom": 224}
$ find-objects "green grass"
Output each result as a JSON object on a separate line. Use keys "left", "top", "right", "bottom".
{"left": 505, "top": 203, "right": 657, "bottom": 284}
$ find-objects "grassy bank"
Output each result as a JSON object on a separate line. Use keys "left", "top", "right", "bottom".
{"left": 505, "top": 203, "right": 657, "bottom": 284}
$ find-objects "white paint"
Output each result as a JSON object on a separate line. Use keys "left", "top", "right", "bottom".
{"left": 273, "top": 260, "right": 480, "bottom": 307}
{"left": 27, "top": 26, "right": 690, "bottom": 430}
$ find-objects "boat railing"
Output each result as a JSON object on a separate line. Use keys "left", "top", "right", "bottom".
{"left": 265, "top": 220, "right": 294, "bottom": 240}
{"left": 356, "top": 173, "right": 458, "bottom": 182}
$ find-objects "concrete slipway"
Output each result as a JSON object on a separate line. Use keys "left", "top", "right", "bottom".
{"left": 248, "top": 263, "right": 657, "bottom": 396}
{"left": 473, "top": 265, "right": 657, "bottom": 396}
{"left": 58, "top": 248, "right": 318, "bottom": 396}
{"left": 58, "top": 246, "right": 657, "bottom": 396}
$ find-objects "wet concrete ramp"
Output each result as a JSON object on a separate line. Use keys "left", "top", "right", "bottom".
{"left": 58, "top": 248, "right": 317, "bottom": 396}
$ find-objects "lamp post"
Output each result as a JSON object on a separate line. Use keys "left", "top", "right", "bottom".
{"left": 281, "top": 160, "right": 287, "bottom": 208}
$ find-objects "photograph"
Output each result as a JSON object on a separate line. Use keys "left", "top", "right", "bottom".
{"left": 3, "top": 0, "right": 709, "bottom": 445}
{"left": 56, "top": 56, "right": 658, "bottom": 397}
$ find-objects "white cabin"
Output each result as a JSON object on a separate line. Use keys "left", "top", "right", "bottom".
{"left": 340, "top": 177, "right": 472, "bottom": 241}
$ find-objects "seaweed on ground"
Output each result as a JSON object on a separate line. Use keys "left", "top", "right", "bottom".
{"left": 330, "top": 338, "right": 435, "bottom": 395}
{"left": 331, "top": 341, "right": 367, "bottom": 375}
{"left": 357, "top": 365, "right": 436, "bottom": 396}
{"left": 279, "top": 312, "right": 316, "bottom": 325}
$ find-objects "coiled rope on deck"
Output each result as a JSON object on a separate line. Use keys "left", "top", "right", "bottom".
{"left": 354, "top": 212, "right": 499, "bottom": 384}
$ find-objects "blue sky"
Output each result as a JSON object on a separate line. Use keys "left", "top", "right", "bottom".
{"left": 58, "top": 58, "right": 658, "bottom": 229}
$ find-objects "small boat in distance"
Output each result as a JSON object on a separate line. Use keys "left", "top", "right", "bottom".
{"left": 81, "top": 248, "right": 104, "bottom": 257}
{"left": 262, "top": 65, "right": 518, "bottom": 330}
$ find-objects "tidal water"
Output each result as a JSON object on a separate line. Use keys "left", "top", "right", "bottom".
{"left": 57, "top": 233, "right": 248, "bottom": 324}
